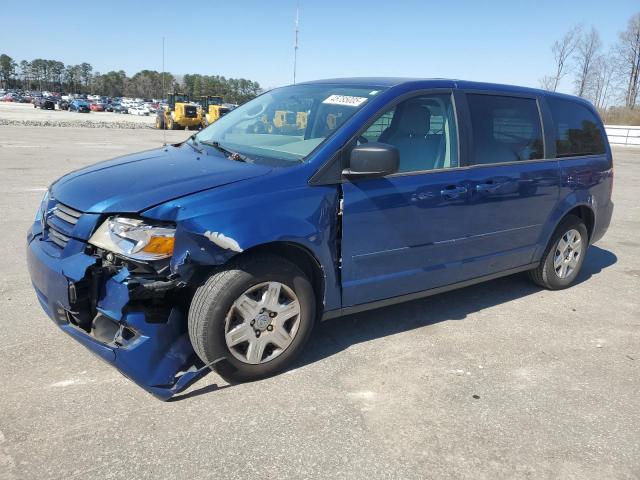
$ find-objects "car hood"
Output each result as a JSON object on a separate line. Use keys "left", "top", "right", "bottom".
{"left": 51, "top": 143, "right": 272, "bottom": 213}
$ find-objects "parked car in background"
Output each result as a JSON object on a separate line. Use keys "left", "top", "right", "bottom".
{"left": 128, "top": 104, "right": 150, "bottom": 116}
{"left": 145, "top": 102, "right": 159, "bottom": 113}
{"left": 68, "top": 99, "right": 90, "bottom": 112}
{"left": 111, "top": 103, "right": 129, "bottom": 114}
{"left": 26, "top": 78, "right": 613, "bottom": 400}
{"left": 33, "top": 97, "right": 56, "bottom": 110}
{"left": 57, "top": 99, "right": 70, "bottom": 110}
{"left": 90, "top": 102, "right": 105, "bottom": 112}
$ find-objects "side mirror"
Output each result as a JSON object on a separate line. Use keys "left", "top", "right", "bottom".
{"left": 342, "top": 142, "right": 400, "bottom": 179}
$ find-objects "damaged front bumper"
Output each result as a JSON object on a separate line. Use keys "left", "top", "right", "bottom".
{"left": 26, "top": 227, "right": 211, "bottom": 400}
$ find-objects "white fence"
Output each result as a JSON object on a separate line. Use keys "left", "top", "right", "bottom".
{"left": 605, "top": 125, "right": 640, "bottom": 146}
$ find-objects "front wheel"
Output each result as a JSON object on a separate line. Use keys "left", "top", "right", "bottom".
{"left": 188, "top": 255, "right": 316, "bottom": 383}
{"left": 528, "top": 215, "right": 588, "bottom": 290}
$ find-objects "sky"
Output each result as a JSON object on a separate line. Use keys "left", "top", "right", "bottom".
{"left": 1, "top": 0, "right": 638, "bottom": 93}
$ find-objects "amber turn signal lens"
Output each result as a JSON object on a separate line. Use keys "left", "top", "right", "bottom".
{"left": 141, "top": 236, "right": 175, "bottom": 255}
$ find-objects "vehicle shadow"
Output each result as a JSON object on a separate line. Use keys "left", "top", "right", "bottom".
{"left": 172, "top": 246, "right": 616, "bottom": 400}
{"left": 295, "top": 245, "right": 617, "bottom": 370}
{"left": 168, "top": 382, "right": 233, "bottom": 401}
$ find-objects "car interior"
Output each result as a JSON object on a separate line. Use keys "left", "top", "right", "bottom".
{"left": 363, "top": 97, "right": 456, "bottom": 173}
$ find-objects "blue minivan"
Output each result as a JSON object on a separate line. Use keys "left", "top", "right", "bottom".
{"left": 27, "top": 78, "right": 614, "bottom": 399}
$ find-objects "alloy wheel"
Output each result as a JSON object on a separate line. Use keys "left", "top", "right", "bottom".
{"left": 224, "top": 282, "right": 301, "bottom": 364}
{"left": 553, "top": 229, "right": 582, "bottom": 278}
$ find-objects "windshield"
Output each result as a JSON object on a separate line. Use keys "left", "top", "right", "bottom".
{"left": 195, "top": 84, "right": 385, "bottom": 165}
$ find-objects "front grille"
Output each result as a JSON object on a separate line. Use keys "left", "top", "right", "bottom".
{"left": 53, "top": 203, "right": 82, "bottom": 224}
{"left": 184, "top": 105, "right": 197, "bottom": 118}
{"left": 48, "top": 228, "right": 70, "bottom": 248}
{"left": 45, "top": 202, "right": 82, "bottom": 249}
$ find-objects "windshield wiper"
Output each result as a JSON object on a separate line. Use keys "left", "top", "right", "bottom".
{"left": 185, "top": 135, "right": 203, "bottom": 154}
{"left": 199, "top": 140, "right": 249, "bottom": 162}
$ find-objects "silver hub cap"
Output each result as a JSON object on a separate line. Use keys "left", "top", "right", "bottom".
{"left": 554, "top": 229, "right": 583, "bottom": 279}
{"left": 224, "top": 282, "right": 301, "bottom": 364}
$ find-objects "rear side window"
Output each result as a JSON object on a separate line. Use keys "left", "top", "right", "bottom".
{"left": 467, "top": 94, "right": 544, "bottom": 165}
{"left": 547, "top": 98, "right": 605, "bottom": 157}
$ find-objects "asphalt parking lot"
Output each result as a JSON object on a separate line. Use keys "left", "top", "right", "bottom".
{"left": 1, "top": 126, "right": 639, "bottom": 480}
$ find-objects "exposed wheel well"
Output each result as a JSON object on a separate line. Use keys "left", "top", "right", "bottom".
{"left": 566, "top": 205, "right": 595, "bottom": 241}
{"left": 233, "top": 242, "right": 326, "bottom": 319}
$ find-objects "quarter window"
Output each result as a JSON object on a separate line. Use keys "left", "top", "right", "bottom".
{"left": 467, "top": 94, "right": 544, "bottom": 165}
{"left": 361, "top": 94, "right": 458, "bottom": 173}
{"left": 547, "top": 98, "right": 605, "bottom": 157}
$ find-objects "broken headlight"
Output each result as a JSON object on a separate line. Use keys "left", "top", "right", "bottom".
{"left": 88, "top": 217, "right": 175, "bottom": 261}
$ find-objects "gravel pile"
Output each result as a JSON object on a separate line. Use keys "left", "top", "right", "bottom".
{"left": 0, "top": 118, "right": 155, "bottom": 129}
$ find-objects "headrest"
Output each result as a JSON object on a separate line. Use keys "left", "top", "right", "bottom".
{"left": 396, "top": 103, "right": 431, "bottom": 136}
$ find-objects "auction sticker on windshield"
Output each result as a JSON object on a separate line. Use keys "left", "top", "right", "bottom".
{"left": 322, "top": 95, "right": 368, "bottom": 107}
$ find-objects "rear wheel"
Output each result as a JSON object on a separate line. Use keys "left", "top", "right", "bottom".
{"left": 528, "top": 214, "right": 588, "bottom": 290}
{"left": 166, "top": 117, "right": 175, "bottom": 130}
{"left": 155, "top": 116, "right": 164, "bottom": 129}
{"left": 188, "top": 255, "right": 316, "bottom": 383}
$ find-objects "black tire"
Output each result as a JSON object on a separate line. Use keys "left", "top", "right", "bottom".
{"left": 188, "top": 254, "right": 316, "bottom": 383}
{"left": 528, "top": 214, "right": 588, "bottom": 290}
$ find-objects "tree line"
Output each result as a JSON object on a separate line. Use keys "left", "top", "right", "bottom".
{"left": 540, "top": 12, "right": 640, "bottom": 113}
{"left": 0, "top": 56, "right": 262, "bottom": 104}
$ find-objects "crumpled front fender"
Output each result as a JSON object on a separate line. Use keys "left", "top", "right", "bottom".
{"left": 27, "top": 234, "right": 211, "bottom": 401}
{"left": 92, "top": 268, "right": 210, "bottom": 400}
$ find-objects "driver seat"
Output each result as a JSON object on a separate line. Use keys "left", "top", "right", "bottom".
{"left": 379, "top": 103, "right": 442, "bottom": 172}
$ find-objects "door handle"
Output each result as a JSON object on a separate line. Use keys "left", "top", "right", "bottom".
{"left": 475, "top": 182, "right": 501, "bottom": 193}
{"left": 440, "top": 185, "right": 468, "bottom": 199}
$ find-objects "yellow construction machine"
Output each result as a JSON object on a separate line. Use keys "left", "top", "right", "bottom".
{"left": 199, "top": 95, "right": 230, "bottom": 127}
{"left": 156, "top": 93, "right": 202, "bottom": 130}
{"left": 272, "top": 110, "right": 308, "bottom": 133}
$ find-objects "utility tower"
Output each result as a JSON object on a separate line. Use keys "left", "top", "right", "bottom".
{"left": 293, "top": 1, "right": 299, "bottom": 84}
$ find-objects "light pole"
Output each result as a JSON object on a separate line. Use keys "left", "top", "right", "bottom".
{"left": 293, "top": 0, "right": 299, "bottom": 84}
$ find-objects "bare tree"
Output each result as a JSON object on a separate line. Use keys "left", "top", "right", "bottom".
{"left": 539, "top": 75, "right": 556, "bottom": 91}
{"left": 542, "top": 25, "right": 582, "bottom": 92}
{"left": 615, "top": 13, "right": 640, "bottom": 108}
{"left": 574, "top": 26, "right": 602, "bottom": 97}
{"left": 589, "top": 54, "right": 615, "bottom": 109}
